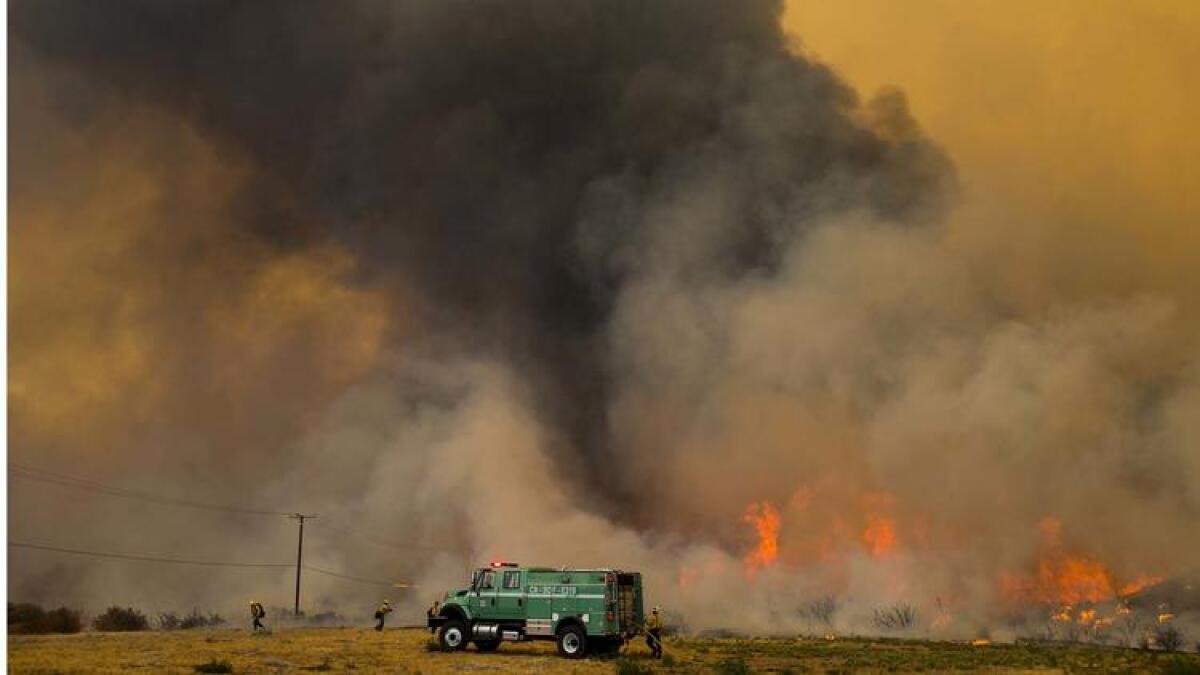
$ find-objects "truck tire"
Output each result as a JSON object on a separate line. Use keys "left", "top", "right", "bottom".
{"left": 474, "top": 639, "right": 501, "bottom": 652}
{"left": 556, "top": 624, "right": 587, "bottom": 659}
{"left": 439, "top": 618, "right": 468, "bottom": 651}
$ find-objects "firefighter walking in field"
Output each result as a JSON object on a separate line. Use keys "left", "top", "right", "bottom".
{"left": 645, "top": 606, "right": 663, "bottom": 658}
{"left": 374, "top": 600, "right": 393, "bottom": 632}
{"left": 249, "top": 600, "right": 266, "bottom": 632}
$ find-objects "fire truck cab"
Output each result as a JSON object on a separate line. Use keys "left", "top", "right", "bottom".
{"left": 428, "top": 562, "right": 645, "bottom": 658}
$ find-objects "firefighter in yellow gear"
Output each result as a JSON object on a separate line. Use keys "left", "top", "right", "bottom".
{"left": 645, "top": 606, "right": 663, "bottom": 658}
{"left": 249, "top": 600, "right": 266, "bottom": 632}
{"left": 374, "top": 600, "right": 393, "bottom": 632}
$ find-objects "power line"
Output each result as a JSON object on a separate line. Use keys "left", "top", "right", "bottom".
{"left": 10, "top": 463, "right": 460, "bottom": 555}
{"left": 303, "top": 564, "right": 411, "bottom": 588}
{"left": 9, "top": 541, "right": 412, "bottom": 588}
{"left": 8, "top": 541, "right": 293, "bottom": 568}
{"left": 9, "top": 463, "right": 294, "bottom": 517}
{"left": 316, "top": 520, "right": 455, "bottom": 554}
{"left": 9, "top": 464, "right": 433, "bottom": 593}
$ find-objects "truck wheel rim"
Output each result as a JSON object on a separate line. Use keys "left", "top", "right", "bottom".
{"left": 563, "top": 633, "right": 581, "bottom": 653}
{"left": 445, "top": 628, "right": 463, "bottom": 647}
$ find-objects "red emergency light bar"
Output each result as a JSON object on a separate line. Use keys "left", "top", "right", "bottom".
{"left": 490, "top": 561, "right": 518, "bottom": 568}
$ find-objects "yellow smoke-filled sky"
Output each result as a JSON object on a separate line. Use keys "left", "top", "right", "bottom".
{"left": 786, "top": 0, "right": 1199, "bottom": 292}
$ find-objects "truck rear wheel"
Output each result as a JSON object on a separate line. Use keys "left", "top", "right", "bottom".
{"left": 556, "top": 624, "right": 587, "bottom": 659}
{"left": 439, "top": 618, "right": 467, "bottom": 651}
{"left": 474, "top": 639, "right": 501, "bottom": 652}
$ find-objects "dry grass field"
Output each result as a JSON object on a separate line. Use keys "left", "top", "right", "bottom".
{"left": 8, "top": 627, "right": 1200, "bottom": 674}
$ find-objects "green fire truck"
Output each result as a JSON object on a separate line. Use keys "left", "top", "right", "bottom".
{"left": 427, "top": 562, "right": 646, "bottom": 658}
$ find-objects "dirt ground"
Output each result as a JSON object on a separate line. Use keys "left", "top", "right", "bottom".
{"left": 8, "top": 627, "right": 1200, "bottom": 674}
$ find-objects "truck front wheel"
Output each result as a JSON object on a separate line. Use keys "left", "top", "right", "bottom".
{"left": 556, "top": 624, "right": 587, "bottom": 659}
{"left": 439, "top": 619, "right": 467, "bottom": 651}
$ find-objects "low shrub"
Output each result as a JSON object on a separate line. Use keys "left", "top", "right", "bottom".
{"left": 873, "top": 604, "right": 918, "bottom": 632}
{"left": 8, "top": 602, "right": 82, "bottom": 634}
{"left": 44, "top": 606, "right": 83, "bottom": 633}
{"left": 9, "top": 602, "right": 46, "bottom": 634}
{"left": 181, "top": 608, "right": 225, "bottom": 629}
{"left": 93, "top": 606, "right": 149, "bottom": 632}
{"left": 801, "top": 595, "right": 838, "bottom": 629}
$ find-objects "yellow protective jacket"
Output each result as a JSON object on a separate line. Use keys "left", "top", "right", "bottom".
{"left": 646, "top": 612, "right": 662, "bottom": 631}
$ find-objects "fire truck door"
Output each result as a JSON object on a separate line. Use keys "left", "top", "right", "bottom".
{"left": 475, "top": 569, "right": 499, "bottom": 612}
{"left": 495, "top": 569, "right": 524, "bottom": 620}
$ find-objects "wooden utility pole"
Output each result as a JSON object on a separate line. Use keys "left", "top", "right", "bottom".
{"left": 290, "top": 513, "right": 316, "bottom": 617}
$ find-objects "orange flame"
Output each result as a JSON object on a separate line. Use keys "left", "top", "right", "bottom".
{"left": 862, "top": 515, "right": 897, "bottom": 558}
{"left": 1118, "top": 575, "right": 1164, "bottom": 598}
{"left": 1000, "top": 553, "right": 1117, "bottom": 605}
{"left": 859, "top": 492, "right": 899, "bottom": 559}
{"left": 1048, "top": 557, "right": 1116, "bottom": 604}
{"left": 1000, "top": 517, "right": 1162, "bottom": 605}
{"left": 743, "top": 501, "right": 781, "bottom": 576}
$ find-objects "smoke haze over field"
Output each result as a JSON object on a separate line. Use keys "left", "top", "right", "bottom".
{"left": 9, "top": 0, "right": 1200, "bottom": 636}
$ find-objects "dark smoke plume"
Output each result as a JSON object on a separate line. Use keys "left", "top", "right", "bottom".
{"left": 11, "top": 0, "right": 949, "bottom": 502}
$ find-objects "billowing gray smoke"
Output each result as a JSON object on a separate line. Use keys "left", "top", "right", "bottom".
{"left": 10, "top": 0, "right": 1197, "bottom": 637}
